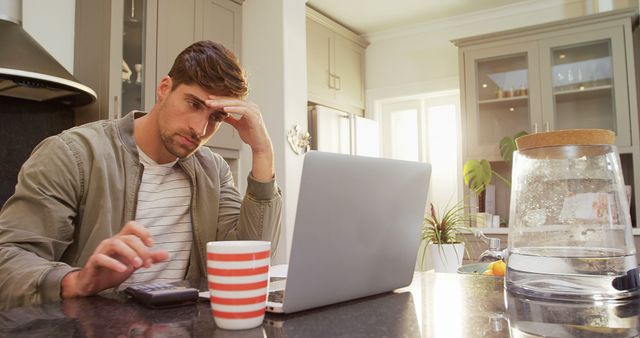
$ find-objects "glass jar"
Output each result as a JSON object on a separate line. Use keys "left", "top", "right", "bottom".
{"left": 506, "top": 129, "right": 639, "bottom": 300}
{"left": 505, "top": 290, "right": 640, "bottom": 336}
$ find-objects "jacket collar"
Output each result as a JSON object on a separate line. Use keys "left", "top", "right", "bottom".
{"left": 116, "top": 111, "right": 143, "bottom": 160}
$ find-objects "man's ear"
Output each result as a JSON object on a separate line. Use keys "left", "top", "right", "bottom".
{"left": 156, "top": 76, "right": 173, "bottom": 102}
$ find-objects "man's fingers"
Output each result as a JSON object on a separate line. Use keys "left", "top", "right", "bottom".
{"left": 222, "top": 106, "right": 251, "bottom": 116}
{"left": 206, "top": 97, "right": 244, "bottom": 107}
{"left": 119, "top": 221, "right": 153, "bottom": 246}
{"left": 224, "top": 117, "right": 239, "bottom": 128}
{"left": 107, "top": 238, "right": 145, "bottom": 268}
{"left": 150, "top": 250, "right": 170, "bottom": 263}
{"left": 207, "top": 98, "right": 260, "bottom": 117}
{"left": 92, "top": 253, "right": 130, "bottom": 273}
{"left": 119, "top": 235, "right": 154, "bottom": 268}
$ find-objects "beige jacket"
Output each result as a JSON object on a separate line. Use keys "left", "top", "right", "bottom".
{"left": 0, "top": 112, "right": 282, "bottom": 309}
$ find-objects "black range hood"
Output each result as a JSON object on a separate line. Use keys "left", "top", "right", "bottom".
{"left": 0, "top": 0, "right": 96, "bottom": 107}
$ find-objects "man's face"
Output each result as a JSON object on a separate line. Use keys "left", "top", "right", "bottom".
{"left": 155, "top": 80, "right": 229, "bottom": 159}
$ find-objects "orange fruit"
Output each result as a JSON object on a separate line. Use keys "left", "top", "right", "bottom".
{"left": 492, "top": 260, "right": 507, "bottom": 276}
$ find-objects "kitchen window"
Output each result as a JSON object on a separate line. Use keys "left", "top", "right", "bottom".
{"left": 378, "top": 90, "right": 461, "bottom": 209}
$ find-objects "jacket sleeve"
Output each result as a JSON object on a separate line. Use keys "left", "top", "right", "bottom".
{"left": 0, "top": 136, "right": 81, "bottom": 309}
{"left": 214, "top": 154, "right": 282, "bottom": 254}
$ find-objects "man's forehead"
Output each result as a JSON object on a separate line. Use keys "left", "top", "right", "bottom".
{"left": 183, "top": 92, "right": 207, "bottom": 103}
{"left": 176, "top": 83, "right": 235, "bottom": 100}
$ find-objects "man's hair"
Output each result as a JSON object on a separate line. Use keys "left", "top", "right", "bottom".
{"left": 168, "top": 40, "right": 248, "bottom": 98}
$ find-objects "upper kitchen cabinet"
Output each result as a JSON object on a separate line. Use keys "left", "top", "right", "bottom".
{"left": 74, "top": 0, "right": 158, "bottom": 125}
{"left": 156, "top": 0, "right": 242, "bottom": 151}
{"left": 453, "top": 8, "right": 639, "bottom": 161}
{"left": 306, "top": 7, "right": 369, "bottom": 114}
{"left": 155, "top": 0, "right": 241, "bottom": 79}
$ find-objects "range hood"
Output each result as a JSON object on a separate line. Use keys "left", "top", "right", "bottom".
{"left": 0, "top": 0, "right": 96, "bottom": 107}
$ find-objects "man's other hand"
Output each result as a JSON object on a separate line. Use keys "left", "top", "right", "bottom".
{"left": 60, "top": 221, "right": 169, "bottom": 298}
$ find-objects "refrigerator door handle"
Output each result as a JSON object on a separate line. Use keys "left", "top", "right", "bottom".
{"left": 349, "top": 114, "right": 356, "bottom": 155}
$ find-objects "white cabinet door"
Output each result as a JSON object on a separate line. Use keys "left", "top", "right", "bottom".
{"left": 306, "top": 8, "right": 367, "bottom": 112}
{"left": 334, "top": 33, "right": 365, "bottom": 110}
{"left": 307, "top": 18, "right": 335, "bottom": 103}
{"left": 196, "top": 0, "right": 241, "bottom": 55}
{"left": 538, "top": 26, "right": 631, "bottom": 149}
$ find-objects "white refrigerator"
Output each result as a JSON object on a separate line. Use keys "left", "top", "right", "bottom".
{"left": 309, "top": 105, "right": 380, "bottom": 157}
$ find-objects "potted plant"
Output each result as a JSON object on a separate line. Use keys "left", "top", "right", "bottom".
{"left": 420, "top": 201, "right": 472, "bottom": 273}
{"left": 463, "top": 131, "right": 527, "bottom": 194}
{"left": 462, "top": 131, "right": 527, "bottom": 227}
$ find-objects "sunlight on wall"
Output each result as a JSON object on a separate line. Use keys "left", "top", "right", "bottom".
{"left": 391, "top": 109, "right": 420, "bottom": 161}
{"left": 379, "top": 91, "right": 460, "bottom": 209}
{"left": 427, "top": 104, "right": 458, "bottom": 209}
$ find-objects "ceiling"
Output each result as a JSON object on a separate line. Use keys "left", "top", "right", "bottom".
{"left": 306, "top": 0, "right": 531, "bottom": 35}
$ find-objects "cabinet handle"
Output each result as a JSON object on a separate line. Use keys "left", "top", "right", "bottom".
{"left": 328, "top": 71, "right": 334, "bottom": 89}
{"left": 533, "top": 123, "right": 538, "bottom": 133}
{"left": 335, "top": 75, "right": 341, "bottom": 90}
{"left": 544, "top": 121, "right": 550, "bottom": 132}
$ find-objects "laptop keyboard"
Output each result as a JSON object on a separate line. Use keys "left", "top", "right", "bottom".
{"left": 268, "top": 289, "right": 284, "bottom": 303}
{"left": 268, "top": 277, "right": 286, "bottom": 303}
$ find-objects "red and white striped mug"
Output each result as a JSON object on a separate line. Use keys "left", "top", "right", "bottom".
{"left": 207, "top": 241, "right": 271, "bottom": 330}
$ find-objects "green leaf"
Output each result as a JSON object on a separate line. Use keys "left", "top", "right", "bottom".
{"left": 463, "top": 159, "right": 492, "bottom": 194}
{"left": 499, "top": 131, "right": 528, "bottom": 163}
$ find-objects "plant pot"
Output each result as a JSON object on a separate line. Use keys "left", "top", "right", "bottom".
{"left": 430, "top": 243, "right": 464, "bottom": 273}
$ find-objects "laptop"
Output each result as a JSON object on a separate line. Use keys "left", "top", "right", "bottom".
{"left": 266, "top": 151, "right": 431, "bottom": 313}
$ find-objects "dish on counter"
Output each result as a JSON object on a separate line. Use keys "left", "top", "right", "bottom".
{"left": 457, "top": 262, "right": 504, "bottom": 277}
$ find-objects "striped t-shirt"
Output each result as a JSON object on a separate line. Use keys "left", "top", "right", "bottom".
{"left": 119, "top": 148, "right": 193, "bottom": 289}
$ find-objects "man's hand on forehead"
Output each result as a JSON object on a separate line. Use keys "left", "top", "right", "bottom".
{"left": 203, "top": 93, "right": 274, "bottom": 180}
{"left": 206, "top": 95, "right": 245, "bottom": 120}
{"left": 210, "top": 110, "right": 230, "bottom": 123}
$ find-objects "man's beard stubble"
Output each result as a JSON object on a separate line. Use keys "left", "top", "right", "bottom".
{"left": 160, "top": 131, "right": 200, "bottom": 159}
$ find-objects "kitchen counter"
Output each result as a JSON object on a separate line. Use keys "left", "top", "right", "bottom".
{"left": 0, "top": 272, "right": 638, "bottom": 337}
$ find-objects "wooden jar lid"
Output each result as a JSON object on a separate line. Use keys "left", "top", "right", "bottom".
{"left": 515, "top": 129, "right": 615, "bottom": 151}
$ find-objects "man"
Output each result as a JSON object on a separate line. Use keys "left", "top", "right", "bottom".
{"left": 0, "top": 41, "right": 282, "bottom": 309}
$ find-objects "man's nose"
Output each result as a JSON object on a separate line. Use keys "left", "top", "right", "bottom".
{"left": 190, "top": 116, "right": 209, "bottom": 137}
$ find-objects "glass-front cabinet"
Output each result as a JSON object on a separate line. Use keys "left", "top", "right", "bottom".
{"left": 121, "top": 0, "right": 148, "bottom": 116}
{"left": 539, "top": 27, "right": 631, "bottom": 148}
{"left": 453, "top": 8, "right": 640, "bottom": 230}
{"left": 461, "top": 23, "right": 633, "bottom": 160}
{"left": 74, "top": 0, "right": 157, "bottom": 123}
{"left": 464, "top": 43, "right": 540, "bottom": 159}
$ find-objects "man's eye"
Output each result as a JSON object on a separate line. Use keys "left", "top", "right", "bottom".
{"left": 189, "top": 101, "right": 202, "bottom": 110}
{"left": 210, "top": 111, "right": 228, "bottom": 123}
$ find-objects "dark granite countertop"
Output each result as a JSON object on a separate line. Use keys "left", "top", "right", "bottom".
{"left": 0, "top": 272, "right": 638, "bottom": 337}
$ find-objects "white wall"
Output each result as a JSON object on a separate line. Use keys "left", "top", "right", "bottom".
{"left": 364, "top": 0, "right": 638, "bottom": 107}
{"left": 22, "top": 0, "right": 75, "bottom": 73}
{"left": 242, "top": 0, "right": 308, "bottom": 264}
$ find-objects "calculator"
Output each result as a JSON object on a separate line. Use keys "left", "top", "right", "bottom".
{"left": 124, "top": 283, "right": 199, "bottom": 308}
